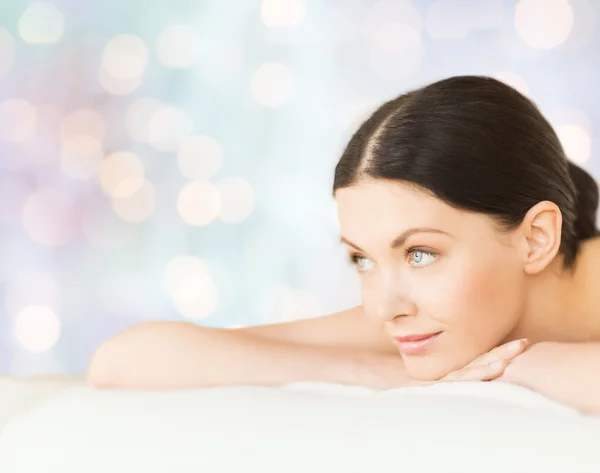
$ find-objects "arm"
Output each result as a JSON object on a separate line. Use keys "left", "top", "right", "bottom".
{"left": 239, "top": 305, "right": 398, "bottom": 354}
{"left": 501, "top": 341, "right": 600, "bottom": 415}
{"left": 87, "top": 306, "right": 408, "bottom": 390}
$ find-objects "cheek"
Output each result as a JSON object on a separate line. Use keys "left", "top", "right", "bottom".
{"left": 456, "top": 263, "right": 518, "bottom": 323}
{"left": 429, "top": 251, "right": 523, "bottom": 326}
{"left": 412, "top": 253, "right": 525, "bottom": 373}
{"left": 358, "top": 273, "right": 385, "bottom": 314}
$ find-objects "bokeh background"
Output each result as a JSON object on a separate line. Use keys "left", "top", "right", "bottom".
{"left": 0, "top": 0, "right": 598, "bottom": 376}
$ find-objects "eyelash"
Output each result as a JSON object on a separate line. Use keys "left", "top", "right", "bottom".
{"left": 348, "top": 248, "right": 437, "bottom": 268}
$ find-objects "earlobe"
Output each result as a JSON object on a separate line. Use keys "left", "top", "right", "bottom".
{"left": 521, "top": 201, "right": 562, "bottom": 274}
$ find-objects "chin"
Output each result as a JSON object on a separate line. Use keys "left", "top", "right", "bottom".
{"left": 402, "top": 355, "right": 457, "bottom": 381}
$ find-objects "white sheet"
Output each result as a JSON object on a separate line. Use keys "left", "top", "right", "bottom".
{"left": 0, "top": 376, "right": 83, "bottom": 432}
{"left": 1, "top": 380, "right": 599, "bottom": 473}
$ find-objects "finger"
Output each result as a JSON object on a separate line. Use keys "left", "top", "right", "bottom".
{"left": 443, "top": 359, "right": 509, "bottom": 382}
{"left": 467, "top": 339, "right": 529, "bottom": 368}
{"left": 469, "top": 339, "right": 529, "bottom": 367}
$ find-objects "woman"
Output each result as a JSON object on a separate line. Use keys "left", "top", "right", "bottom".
{"left": 87, "top": 76, "right": 600, "bottom": 414}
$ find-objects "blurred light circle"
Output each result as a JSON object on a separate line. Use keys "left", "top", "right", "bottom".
{"left": 425, "top": 1, "right": 470, "bottom": 39}
{"left": 98, "top": 68, "right": 143, "bottom": 95}
{"left": 60, "top": 134, "right": 104, "bottom": 179}
{"left": 148, "top": 106, "right": 192, "bottom": 152}
{"left": 172, "top": 273, "right": 218, "bottom": 320}
{"left": 156, "top": 25, "right": 201, "bottom": 69}
{"left": 0, "top": 99, "right": 37, "bottom": 142}
{"left": 251, "top": 62, "right": 294, "bottom": 107}
{"left": 164, "top": 255, "right": 208, "bottom": 295}
{"left": 99, "top": 151, "right": 144, "bottom": 197}
{"left": 125, "top": 98, "right": 163, "bottom": 143}
{"left": 216, "top": 177, "right": 255, "bottom": 223}
{"left": 0, "top": 27, "right": 15, "bottom": 77}
{"left": 493, "top": 71, "right": 529, "bottom": 96}
{"left": 515, "top": 0, "right": 573, "bottom": 49}
{"left": 554, "top": 108, "right": 592, "bottom": 132}
{"left": 5, "top": 270, "right": 62, "bottom": 317}
{"left": 556, "top": 124, "right": 591, "bottom": 165}
{"left": 261, "top": 0, "right": 306, "bottom": 27}
{"left": 18, "top": 2, "right": 65, "bottom": 44}
{"left": 22, "top": 188, "right": 76, "bottom": 247}
{"left": 177, "top": 181, "right": 222, "bottom": 226}
{"left": 111, "top": 178, "right": 156, "bottom": 222}
{"left": 14, "top": 305, "right": 61, "bottom": 353}
{"left": 177, "top": 135, "right": 223, "bottom": 180}
{"left": 164, "top": 255, "right": 219, "bottom": 320}
{"left": 101, "top": 34, "right": 148, "bottom": 80}
{"left": 81, "top": 201, "right": 137, "bottom": 249}
{"left": 112, "top": 176, "right": 145, "bottom": 198}
{"left": 61, "top": 109, "right": 105, "bottom": 141}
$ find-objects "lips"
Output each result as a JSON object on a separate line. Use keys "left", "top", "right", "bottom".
{"left": 394, "top": 333, "right": 440, "bottom": 342}
{"left": 392, "top": 332, "right": 442, "bottom": 355}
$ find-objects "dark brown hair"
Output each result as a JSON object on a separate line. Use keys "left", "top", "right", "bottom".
{"left": 333, "top": 75, "right": 598, "bottom": 268}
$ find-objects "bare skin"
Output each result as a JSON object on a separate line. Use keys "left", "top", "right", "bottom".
{"left": 87, "top": 178, "right": 600, "bottom": 412}
{"left": 335, "top": 179, "right": 600, "bottom": 381}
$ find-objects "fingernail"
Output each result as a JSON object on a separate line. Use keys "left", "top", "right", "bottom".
{"left": 490, "top": 360, "right": 505, "bottom": 370}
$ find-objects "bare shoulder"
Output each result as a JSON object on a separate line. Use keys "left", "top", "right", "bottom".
{"left": 238, "top": 305, "right": 398, "bottom": 354}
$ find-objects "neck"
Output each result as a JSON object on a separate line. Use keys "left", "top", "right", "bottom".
{"left": 507, "top": 242, "right": 599, "bottom": 344}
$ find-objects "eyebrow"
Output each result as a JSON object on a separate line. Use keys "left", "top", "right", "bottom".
{"left": 340, "top": 227, "right": 451, "bottom": 253}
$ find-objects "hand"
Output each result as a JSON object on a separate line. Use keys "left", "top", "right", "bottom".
{"left": 495, "top": 341, "right": 600, "bottom": 414}
{"left": 359, "top": 338, "right": 529, "bottom": 390}
{"left": 437, "top": 338, "right": 530, "bottom": 383}
{"left": 402, "top": 338, "right": 531, "bottom": 387}
{"left": 496, "top": 341, "right": 563, "bottom": 386}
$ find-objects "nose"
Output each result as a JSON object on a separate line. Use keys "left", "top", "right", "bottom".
{"left": 369, "top": 278, "right": 417, "bottom": 322}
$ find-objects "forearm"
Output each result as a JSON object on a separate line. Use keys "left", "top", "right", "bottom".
{"left": 87, "top": 322, "right": 409, "bottom": 390}
{"left": 504, "top": 342, "right": 600, "bottom": 415}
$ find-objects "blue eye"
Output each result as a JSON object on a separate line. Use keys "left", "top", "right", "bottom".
{"left": 349, "top": 254, "right": 374, "bottom": 272}
{"left": 407, "top": 249, "right": 436, "bottom": 266}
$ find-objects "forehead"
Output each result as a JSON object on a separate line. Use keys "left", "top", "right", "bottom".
{"left": 335, "top": 179, "right": 493, "bottom": 240}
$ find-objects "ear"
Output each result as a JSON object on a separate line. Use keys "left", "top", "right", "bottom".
{"left": 519, "top": 201, "right": 562, "bottom": 274}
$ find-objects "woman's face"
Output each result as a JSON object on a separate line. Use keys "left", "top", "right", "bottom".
{"left": 335, "top": 179, "right": 528, "bottom": 380}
